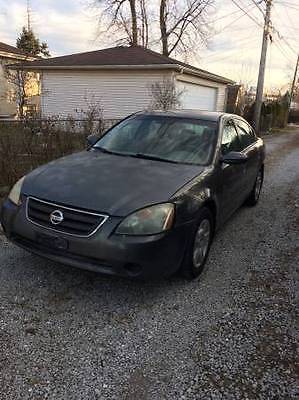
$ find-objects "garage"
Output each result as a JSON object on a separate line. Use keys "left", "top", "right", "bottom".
{"left": 17, "top": 45, "right": 232, "bottom": 119}
{"left": 177, "top": 81, "right": 217, "bottom": 111}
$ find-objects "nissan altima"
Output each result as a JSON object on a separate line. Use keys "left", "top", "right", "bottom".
{"left": 1, "top": 111, "right": 265, "bottom": 279}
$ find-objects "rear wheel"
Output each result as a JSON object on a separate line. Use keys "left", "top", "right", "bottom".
{"left": 181, "top": 207, "right": 214, "bottom": 279}
{"left": 246, "top": 167, "right": 264, "bottom": 206}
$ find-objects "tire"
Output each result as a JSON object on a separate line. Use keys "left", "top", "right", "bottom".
{"left": 246, "top": 167, "right": 264, "bottom": 206}
{"left": 180, "top": 207, "right": 214, "bottom": 280}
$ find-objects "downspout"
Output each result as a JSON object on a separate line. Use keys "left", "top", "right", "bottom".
{"left": 175, "top": 67, "right": 185, "bottom": 109}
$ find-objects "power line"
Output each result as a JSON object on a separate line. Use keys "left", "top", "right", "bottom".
{"left": 281, "top": 36, "right": 298, "bottom": 56}
{"left": 277, "top": 0, "right": 299, "bottom": 4}
{"left": 208, "top": 8, "right": 247, "bottom": 24}
{"left": 272, "top": 40, "right": 296, "bottom": 64}
{"left": 214, "top": 4, "right": 257, "bottom": 34}
{"left": 270, "top": 3, "right": 299, "bottom": 58}
{"left": 249, "top": 0, "right": 265, "bottom": 16}
{"left": 230, "top": 0, "right": 264, "bottom": 28}
{"left": 276, "top": 1, "right": 299, "bottom": 11}
{"left": 272, "top": 26, "right": 298, "bottom": 56}
{"left": 283, "top": 2, "right": 297, "bottom": 33}
{"left": 202, "top": 35, "right": 262, "bottom": 62}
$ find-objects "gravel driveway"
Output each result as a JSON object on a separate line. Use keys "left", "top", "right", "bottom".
{"left": 0, "top": 129, "right": 298, "bottom": 400}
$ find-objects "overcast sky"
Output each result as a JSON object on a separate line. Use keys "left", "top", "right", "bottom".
{"left": 0, "top": 0, "right": 298, "bottom": 91}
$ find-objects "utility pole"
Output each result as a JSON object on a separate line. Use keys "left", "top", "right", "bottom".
{"left": 253, "top": 0, "right": 272, "bottom": 134}
{"left": 288, "top": 54, "right": 299, "bottom": 115}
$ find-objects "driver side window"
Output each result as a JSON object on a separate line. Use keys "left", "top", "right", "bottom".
{"left": 221, "top": 122, "right": 241, "bottom": 155}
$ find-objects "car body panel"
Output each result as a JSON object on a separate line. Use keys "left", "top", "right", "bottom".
{"left": 22, "top": 150, "right": 205, "bottom": 216}
{"left": 1, "top": 198, "right": 190, "bottom": 278}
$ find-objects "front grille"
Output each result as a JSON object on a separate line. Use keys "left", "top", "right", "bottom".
{"left": 26, "top": 197, "right": 108, "bottom": 237}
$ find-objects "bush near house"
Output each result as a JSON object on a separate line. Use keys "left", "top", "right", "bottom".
{"left": 0, "top": 116, "right": 116, "bottom": 206}
{"left": 227, "top": 85, "right": 290, "bottom": 132}
{"left": 235, "top": 92, "right": 289, "bottom": 132}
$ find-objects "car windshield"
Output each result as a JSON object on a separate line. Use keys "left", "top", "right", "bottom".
{"left": 93, "top": 115, "right": 218, "bottom": 165}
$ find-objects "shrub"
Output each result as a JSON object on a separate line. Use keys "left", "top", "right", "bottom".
{"left": 0, "top": 118, "right": 87, "bottom": 191}
{"left": 149, "top": 78, "right": 182, "bottom": 111}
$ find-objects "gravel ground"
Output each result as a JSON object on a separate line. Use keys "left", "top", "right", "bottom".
{"left": 0, "top": 129, "right": 298, "bottom": 400}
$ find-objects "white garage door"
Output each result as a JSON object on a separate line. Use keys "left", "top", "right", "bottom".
{"left": 177, "top": 81, "right": 217, "bottom": 111}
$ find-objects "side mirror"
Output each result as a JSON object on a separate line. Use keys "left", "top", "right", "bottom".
{"left": 87, "top": 134, "right": 99, "bottom": 147}
{"left": 220, "top": 151, "right": 248, "bottom": 165}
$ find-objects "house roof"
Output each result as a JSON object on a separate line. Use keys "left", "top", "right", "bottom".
{"left": 0, "top": 41, "right": 28, "bottom": 57}
{"left": 16, "top": 45, "right": 233, "bottom": 84}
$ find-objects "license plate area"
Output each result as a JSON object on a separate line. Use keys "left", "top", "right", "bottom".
{"left": 36, "top": 233, "right": 69, "bottom": 251}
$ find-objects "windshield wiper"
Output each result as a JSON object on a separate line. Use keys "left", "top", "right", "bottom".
{"left": 132, "top": 153, "right": 180, "bottom": 164}
{"left": 93, "top": 148, "right": 181, "bottom": 164}
{"left": 92, "top": 146, "right": 125, "bottom": 156}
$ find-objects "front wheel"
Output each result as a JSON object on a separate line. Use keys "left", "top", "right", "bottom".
{"left": 246, "top": 167, "right": 264, "bottom": 206}
{"left": 180, "top": 207, "right": 214, "bottom": 280}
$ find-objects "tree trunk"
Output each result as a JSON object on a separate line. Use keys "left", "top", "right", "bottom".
{"left": 129, "top": 0, "right": 138, "bottom": 45}
{"left": 160, "top": 0, "right": 168, "bottom": 56}
{"left": 139, "top": 0, "right": 148, "bottom": 47}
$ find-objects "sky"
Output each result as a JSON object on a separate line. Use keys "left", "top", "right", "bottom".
{"left": 0, "top": 0, "right": 298, "bottom": 92}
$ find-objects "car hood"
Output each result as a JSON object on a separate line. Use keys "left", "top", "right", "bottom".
{"left": 22, "top": 150, "right": 204, "bottom": 216}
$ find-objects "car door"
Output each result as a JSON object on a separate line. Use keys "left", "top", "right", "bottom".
{"left": 218, "top": 118, "right": 246, "bottom": 220}
{"left": 233, "top": 118, "right": 259, "bottom": 198}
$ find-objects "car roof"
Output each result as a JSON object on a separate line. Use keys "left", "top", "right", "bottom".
{"left": 134, "top": 110, "right": 237, "bottom": 122}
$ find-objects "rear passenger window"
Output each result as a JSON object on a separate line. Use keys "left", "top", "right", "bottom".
{"left": 234, "top": 120, "right": 256, "bottom": 149}
{"left": 221, "top": 122, "right": 241, "bottom": 154}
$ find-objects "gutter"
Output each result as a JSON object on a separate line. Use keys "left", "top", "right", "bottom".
{"left": 8, "top": 63, "right": 177, "bottom": 71}
{"left": 176, "top": 65, "right": 234, "bottom": 85}
{"left": 8, "top": 63, "right": 234, "bottom": 85}
{"left": 0, "top": 51, "right": 36, "bottom": 61}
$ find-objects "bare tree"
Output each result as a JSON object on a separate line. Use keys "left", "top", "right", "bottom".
{"left": 93, "top": 0, "right": 213, "bottom": 58}
{"left": 149, "top": 77, "right": 183, "bottom": 110}
{"left": 95, "top": 0, "right": 143, "bottom": 46}
{"left": 129, "top": 0, "right": 138, "bottom": 45}
{"left": 139, "top": 0, "right": 149, "bottom": 47}
{"left": 159, "top": 0, "right": 213, "bottom": 57}
{"left": 75, "top": 94, "right": 105, "bottom": 136}
{"left": 4, "top": 62, "right": 38, "bottom": 118}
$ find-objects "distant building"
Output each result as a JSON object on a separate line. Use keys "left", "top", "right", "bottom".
{"left": 0, "top": 41, "right": 38, "bottom": 118}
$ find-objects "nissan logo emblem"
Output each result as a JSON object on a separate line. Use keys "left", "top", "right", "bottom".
{"left": 50, "top": 210, "right": 64, "bottom": 225}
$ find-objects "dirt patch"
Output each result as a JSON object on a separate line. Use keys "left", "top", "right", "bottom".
{"left": 265, "top": 132, "right": 299, "bottom": 168}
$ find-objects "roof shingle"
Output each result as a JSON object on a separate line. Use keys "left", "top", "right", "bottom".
{"left": 0, "top": 41, "right": 29, "bottom": 57}
{"left": 18, "top": 45, "right": 233, "bottom": 84}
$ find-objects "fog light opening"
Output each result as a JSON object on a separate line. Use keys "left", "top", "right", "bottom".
{"left": 124, "top": 263, "right": 142, "bottom": 276}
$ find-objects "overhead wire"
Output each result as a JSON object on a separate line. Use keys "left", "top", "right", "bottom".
{"left": 201, "top": 0, "right": 298, "bottom": 87}
{"left": 230, "top": 0, "right": 264, "bottom": 28}
{"left": 271, "top": 3, "right": 299, "bottom": 57}
{"left": 214, "top": 4, "right": 258, "bottom": 34}
{"left": 249, "top": 0, "right": 266, "bottom": 16}
{"left": 276, "top": 1, "right": 299, "bottom": 11}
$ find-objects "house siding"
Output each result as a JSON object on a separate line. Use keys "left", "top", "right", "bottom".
{"left": 175, "top": 73, "right": 227, "bottom": 112}
{"left": 41, "top": 70, "right": 172, "bottom": 119}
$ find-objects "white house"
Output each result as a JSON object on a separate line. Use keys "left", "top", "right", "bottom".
{"left": 19, "top": 45, "right": 233, "bottom": 120}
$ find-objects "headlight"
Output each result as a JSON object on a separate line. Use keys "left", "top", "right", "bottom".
{"left": 8, "top": 176, "right": 25, "bottom": 205}
{"left": 116, "top": 203, "right": 175, "bottom": 235}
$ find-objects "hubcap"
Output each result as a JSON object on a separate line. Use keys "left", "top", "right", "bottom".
{"left": 193, "top": 219, "right": 211, "bottom": 269}
{"left": 255, "top": 171, "right": 263, "bottom": 201}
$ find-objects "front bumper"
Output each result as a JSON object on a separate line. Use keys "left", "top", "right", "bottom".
{"left": 1, "top": 198, "right": 191, "bottom": 279}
